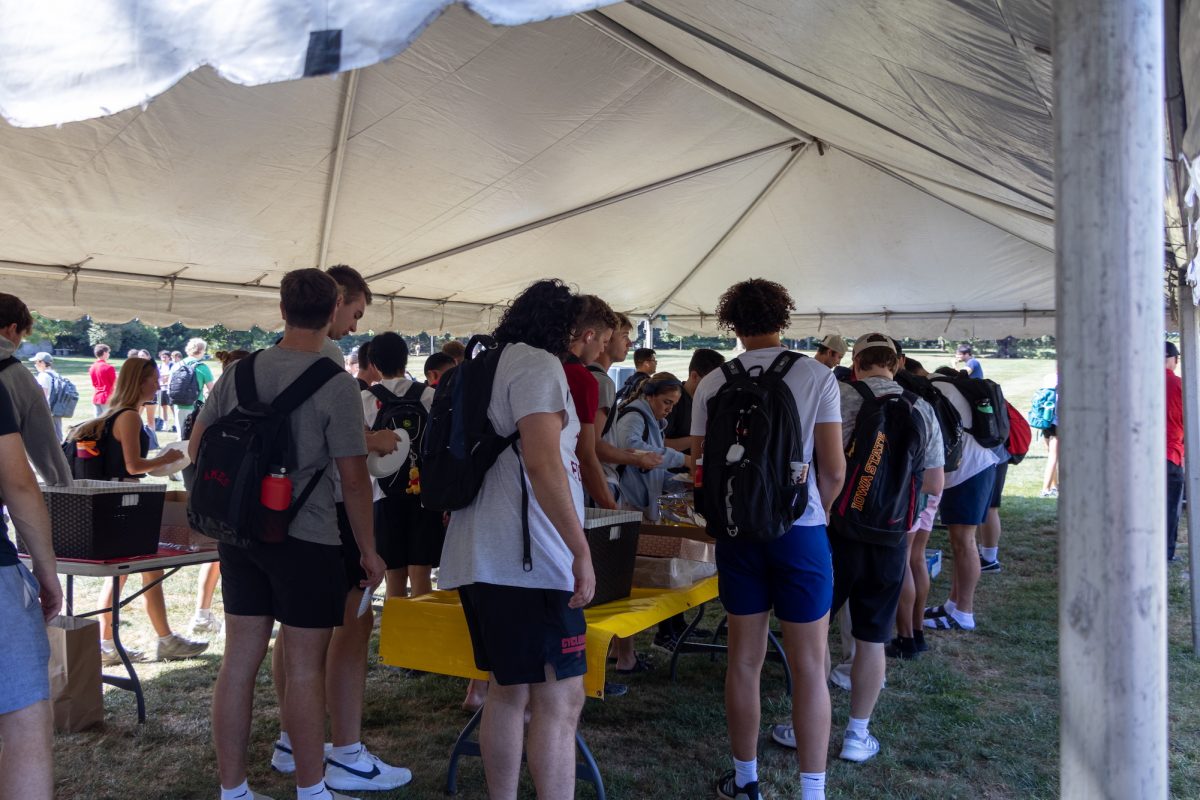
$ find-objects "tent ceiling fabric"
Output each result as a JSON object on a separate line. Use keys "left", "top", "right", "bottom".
{"left": 0, "top": 0, "right": 1077, "bottom": 337}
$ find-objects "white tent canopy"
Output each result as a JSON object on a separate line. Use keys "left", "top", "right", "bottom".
{"left": 0, "top": 0, "right": 1131, "bottom": 337}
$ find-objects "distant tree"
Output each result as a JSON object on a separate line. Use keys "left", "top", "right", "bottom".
{"left": 87, "top": 321, "right": 125, "bottom": 351}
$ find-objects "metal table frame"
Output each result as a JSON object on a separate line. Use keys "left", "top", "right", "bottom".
{"left": 23, "top": 548, "right": 219, "bottom": 723}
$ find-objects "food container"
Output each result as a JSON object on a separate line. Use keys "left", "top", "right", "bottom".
{"left": 636, "top": 523, "right": 716, "bottom": 563}
{"left": 25, "top": 480, "right": 165, "bottom": 560}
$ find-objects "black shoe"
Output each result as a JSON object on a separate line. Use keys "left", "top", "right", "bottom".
{"left": 652, "top": 631, "right": 680, "bottom": 652}
{"left": 913, "top": 630, "right": 929, "bottom": 652}
{"left": 885, "top": 636, "right": 918, "bottom": 660}
{"left": 716, "top": 769, "right": 760, "bottom": 800}
{"left": 979, "top": 557, "right": 1002, "bottom": 573}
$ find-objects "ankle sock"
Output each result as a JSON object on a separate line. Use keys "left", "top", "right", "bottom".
{"left": 733, "top": 756, "right": 758, "bottom": 787}
{"left": 846, "top": 716, "right": 870, "bottom": 738}
{"left": 330, "top": 742, "right": 363, "bottom": 761}
{"left": 951, "top": 608, "right": 976, "bottom": 629}
{"left": 981, "top": 546, "right": 998, "bottom": 561}
{"left": 220, "top": 780, "right": 251, "bottom": 800}
{"left": 296, "top": 781, "right": 330, "bottom": 799}
{"left": 800, "top": 771, "right": 826, "bottom": 800}
{"left": 100, "top": 639, "right": 115, "bottom": 653}
{"left": 278, "top": 731, "right": 292, "bottom": 749}
{"left": 158, "top": 633, "right": 175, "bottom": 644}
{"left": 943, "top": 599, "right": 957, "bottom": 615}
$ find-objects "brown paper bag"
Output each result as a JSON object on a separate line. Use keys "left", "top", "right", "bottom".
{"left": 46, "top": 616, "right": 104, "bottom": 732}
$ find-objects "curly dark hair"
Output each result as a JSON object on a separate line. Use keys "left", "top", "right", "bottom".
{"left": 493, "top": 279, "right": 576, "bottom": 356}
{"left": 715, "top": 278, "right": 795, "bottom": 337}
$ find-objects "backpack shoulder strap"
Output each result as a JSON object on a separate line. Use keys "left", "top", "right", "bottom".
{"left": 766, "top": 350, "right": 802, "bottom": 378}
{"left": 402, "top": 381, "right": 428, "bottom": 401}
{"left": 272, "top": 357, "right": 345, "bottom": 414}
{"left": 586, "top": 364, "right": 606, "bottom": 377}
{"left": 851, "top": 380, "right": 877, "bottom": 406}
{"left": 0, "top": 356, "right": 17, "bottom": 373}
{"left": 719, "top": 358, "right": 746, "bottom": 383}
{"left": 367, "top": 383, "right": 399, "bottom": 405}
{"left": 233, "top": 351, "right": 262, "bottom": 406}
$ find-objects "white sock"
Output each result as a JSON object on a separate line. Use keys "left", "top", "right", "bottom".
{"left": 330, "top": 741, "right": 363, "bottom": 761}
{"left": 278, "top": 731, "right": 292, "bottom": 749}
{"left": 100, "top": 639, "right": 115, "bottom": 653}
{"left": 981, "top": 547, "right": 998, "bottom": 561}
{"left": 943, "top": 599, "right": 957, "bottom": 615}
{"left": 220, "top": 780, "right": 251, "bottom": 800}
{"left": 800, "top": 772, "right": 826, "bottom": 800}
{"left": 951, "top": 608, "right": 976, "bottom": 629}
{"left": 733, "top": 756, "right": 758, "bottom": 786}
{"left": 158, "top": 634, "right": 175, "bottom": 644}
{"left": 296, "top": 781, "right": 331, "bottom": 799}
{"left": 846, "top": 716, "right": 870, "bottom": 738}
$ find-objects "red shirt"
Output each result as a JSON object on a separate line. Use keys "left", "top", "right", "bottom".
{"left": 89, "top": 358, "right": 117, "bottom": 405}
{"left": 1167, "top": 367, "right": 1185, "bottom": 466}
{"left": 562, "top": 360, "right": 597, "bottom": 425}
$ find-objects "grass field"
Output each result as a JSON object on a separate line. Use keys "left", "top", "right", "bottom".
{"left": 25, "top": 352, "right": 1200, "bottom": 799}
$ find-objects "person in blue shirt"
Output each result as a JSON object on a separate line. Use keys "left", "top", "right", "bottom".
{"left": 955, "top": 344, "right": 984, "bottom": 378}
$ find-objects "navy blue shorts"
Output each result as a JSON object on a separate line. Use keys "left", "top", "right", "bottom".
{"left": 941, "top": 465, "right": 997, "bottom": 526}
{"left": 715, "top": 523, "right": 833, "bottom": 623}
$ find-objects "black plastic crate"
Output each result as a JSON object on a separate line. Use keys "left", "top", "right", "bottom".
{"left": 583, "top": 509, "right": 642, "bottom": 607}
{"left": 21, "top": 480, "right": 165, "bottom": 560}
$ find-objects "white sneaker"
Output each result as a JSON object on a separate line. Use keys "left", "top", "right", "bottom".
{"left": 154, "top": 633, "right": 209, "bottom": 661}
{"left": 324, "top": 746, "right": 413, "bottom": 791}
{"left": 190, "top": 609, "right": 223, "bottom": 639}
{"left": 770, "top": 723, "right": 796, "bottom": 749}
{"left": 829, "top": 662, "right": 853, "bottom": 691}
{"left": 270, "top": 740, "right": 332, "bottom": 774}
{"left": 839, "top": 730, "right": 881, "bottom": 762}
{"left": 215, "top": 790, "right": 274, "bottom": 800}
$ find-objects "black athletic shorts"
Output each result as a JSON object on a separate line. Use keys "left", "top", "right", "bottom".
{"left": 338, "top": 502, "right": 367, "bottom": 590}
{"left": 1042, "top": 423, "right": 1057, "bottom": 440}
{"left": 219, "top": 538, "right": 346, "bottom": 629}
{"left": 989, "top": 461, "right": 1009, "bottom": 509}
{"left": 829, "top": 533, "right": 908, "bottom": 644}
{"left": 376, "top": 492, "right": 446, "bottom": 570}
{"left": 459, "top": 583, "right": 588, "bottom": 686}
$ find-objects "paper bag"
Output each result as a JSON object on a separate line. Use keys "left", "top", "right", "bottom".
{"left": 46, "top": 616, "right": 104, "bottom": 732}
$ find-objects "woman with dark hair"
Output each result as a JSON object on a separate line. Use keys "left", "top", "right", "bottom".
{"left": 615, "top": 372, "right": 692, "bottom": 520}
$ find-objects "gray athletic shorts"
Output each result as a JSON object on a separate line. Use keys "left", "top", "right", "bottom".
{"left": 0, "top": 564, "right": 51, "bottom": 715}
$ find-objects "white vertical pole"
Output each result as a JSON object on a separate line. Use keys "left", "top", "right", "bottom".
{"left": 643, "top": 318, "right": 652, "bottom": 350}
{"left": 1056, "top": 0, "right": 1166, "bottom": 797}
{"left": 1180, "top": 281, "right": 1200, "bottom": 653}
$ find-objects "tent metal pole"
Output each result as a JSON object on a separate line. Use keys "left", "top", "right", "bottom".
{"left": 318, "top": 69, "right": 360, "bottom": 271}
{"left": 648, "top": 143, "right": 807, "bottom": 320}
{"left": 1055, "top": 0, "right": 1166, "bottom": 797}
{"left": 578, "top": 11, "right": 811, "bottom": 143}
{"left": 363, "top": 139, "right": 801, "bottom": 283}
{"left": 1180, "top": 279, "right": 1200, "bottom": 656}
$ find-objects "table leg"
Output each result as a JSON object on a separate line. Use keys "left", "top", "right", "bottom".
{"left": 670, "top": 602, "right": 711, "bottom": 681}
{"left": 65, "top": 574, "right": 74, "bottom": 616}
{"left": 573, "top": 732, "right": 606, "bottom": 799}
{"left": 101, "top": 575, "right": 146, "bottom": 724}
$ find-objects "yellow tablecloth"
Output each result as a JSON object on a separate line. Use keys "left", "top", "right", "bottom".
{"left": 380, "top": 577, "right": 718, "bottom": 699}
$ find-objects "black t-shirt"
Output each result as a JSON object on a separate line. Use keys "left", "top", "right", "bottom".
{"left": 0, "top": 383, "right": 22, "bottom": 566}
{"left": 663, "top": 389, "right": 693, "bottom": 452}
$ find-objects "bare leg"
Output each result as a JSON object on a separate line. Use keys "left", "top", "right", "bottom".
{"left": 613, "top": 636, "right": 637, "bottom": 671}
{"left": 848, "top": 641, "right": 885, "bottom": 719}
{"left": 463, "top": 679, "right": 489, "bottom": 712}
{"left": 140, "top": 571, "right": 173, "bottom": 637}
{"left": 779, "top": 615, "right": 831, "bottom": 773}
{"left": 910, "top": 529, "right": 932, "bottom": 632}
{"left": 526, "top": 668, "right": 585, "bottom": 800}
{"left": 979, "top": 507, "right": 1001, "bottom": 550}
{"left": 947, "top": 524, "right": 981, "bottom": 613}
{"left": 213, "top": 614, "right": 273, "bottom": 790}
{"left": 327, "top": 588, "right": 372, "bottom": 747}
{"left": 896, "top": 533, "right": 917, "bottom": 638}
{"left": 0, "top": 700, "right": 54, "bottom": 800}
{"left": 273, "top": 627, "right": 288, "bottom": 736}
{"left": 724, "top": 612, "right": 769, "bottom": 762}
{"left": 406, "top": 566, "right": 433, "bottom": 598}
{"left": 384, "top": 568, "right": 408, "bottom": 599}
{"left": 143, "top": 404, "right": 156, "bottom": 428}
{"left": 280, "top": 625, "right": 335, "bottom": 788}
{"left": 479, "top": 678, "right": 530, "bottom": 800}
{"left": 1043, "top": 435, "right": 1059, "bottom": 491}
{"left": 195, "top": 563, "right": 221, "bottom": 612}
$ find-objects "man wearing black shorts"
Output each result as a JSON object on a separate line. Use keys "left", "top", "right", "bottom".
{"left": 191, "top": 269, "right": 387, "bottom": 800}
{"left": 438, "top": 279, "right": 595, "bottom": 800}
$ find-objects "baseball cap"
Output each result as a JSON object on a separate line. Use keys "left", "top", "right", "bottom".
{"left": 1166, "top": 341, "right": 1180, "bottom": 359}
{"left": 819, "top": 334, "right": 849, "bottom": 354}
{"left": 852, "top": 333, "right": 896, "bottom": 358}
{"left": 28, "top": 351, "right": 53, "bottom": 365}
{"left": 956, "top": 343, "right": 973, "bottom": 354}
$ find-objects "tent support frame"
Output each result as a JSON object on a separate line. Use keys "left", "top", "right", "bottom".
{"left": 318, "top": 69, "right": 360, "bottom": 270}
{"left": 1055, "top": 0, "right": 1167, "bottom": 796}
{"left": 1181, "top": 279, "right": 1200, "bottom": 656}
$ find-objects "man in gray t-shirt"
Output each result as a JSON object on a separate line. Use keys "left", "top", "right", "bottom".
{"left": 190, "top": 268, "right": 385, "bottom": 800}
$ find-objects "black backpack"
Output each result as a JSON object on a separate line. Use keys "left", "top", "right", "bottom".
{"left": 168, "top": 360, "right": 201, "bottom": 405}
{"left": 696, "top": 352, "right": 808, "bottom": 542}
{"left": 614, "top": 371, "right": 650, "bottom": 411}
{"left": 934, "top": 375, "right": 1009, "bottom": 448}
{"left": 832, "top": 383, "right": 928, "bottom": 544}
{"left": 421, "top": 335, "right": 531, "bottom": 568}
{"left": 62, "top": 409, "right": 135, "bottom": 480}
{"left": 586, "top": 363, "right": 618, "bottom": 437}
{"left": 188, "top": 351, "right": 343, "bottom": 548}
{"left": 367, "top": 381, "right": 428, "bottom": 497}
{"left": 896, "top": 369, "right": 963, "bottom": 473}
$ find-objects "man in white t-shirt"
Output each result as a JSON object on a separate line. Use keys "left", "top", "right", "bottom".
{"left": 28, "top": 352, "right": 64, "bottom": 441}
{"left": 691, "top": 279, "right": 845, "bottom": 800}
{"left": 438, "top": 279, "right": 595, "bottom": 800}
{"left": 923, "top": 371, "right": 1003, "bottom": 631}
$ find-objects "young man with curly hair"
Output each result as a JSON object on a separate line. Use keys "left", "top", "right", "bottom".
{"left": 692, "top": 279, "right": 845, "bottom": 800}
{"left": 438, "top": 278, "right": 596, "bottom": 800}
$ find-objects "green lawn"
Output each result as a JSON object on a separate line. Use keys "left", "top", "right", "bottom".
{"left": 36, "top": 353, "right": 1200, "bottom": 799}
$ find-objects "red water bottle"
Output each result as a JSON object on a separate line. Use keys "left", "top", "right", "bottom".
{"left": 694, "top": 456, "right": 704, "bottom": 489}
{"left": 260, "top": 468, "right": 292, "bottom": 511}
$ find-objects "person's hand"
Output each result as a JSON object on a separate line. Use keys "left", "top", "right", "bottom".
{"left": 569, "top": 553, "right": 595, "bottom": 609}
{"left": 632, "top": 450, "right": 663, "bottom": 470}
{"left": 33, "top": 564, "right": 63, "bottom": 623}
{"left": 161, "top": 448, "right": 185, "bottom": 464}
{"left": 359, "top": 549, "right": 387, "bottom": 591}
{"left": 366, "top": 429, "right": 399, "bottom": 456}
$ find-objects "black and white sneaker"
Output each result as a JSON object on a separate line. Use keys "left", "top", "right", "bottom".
{"left": 979, "top": 557, "right": 1002, "bottom": 573}
{"left": 324, "top": 746, "right": 412, "bottom": 792}
{"left": 716, "top": 769, "right": 763, "bottom": 799}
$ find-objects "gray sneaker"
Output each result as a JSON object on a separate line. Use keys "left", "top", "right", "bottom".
{"left": 154, "top": 633, "right": 209, "bottom": 661}
{"left": 100, "top": 644, "right": 149, "bottom": 667}
{"left": 189, "top": 609, "right": 223, "bottom": 638}
{"left": 839, "top": 730, "right": 881, "bottom": 762}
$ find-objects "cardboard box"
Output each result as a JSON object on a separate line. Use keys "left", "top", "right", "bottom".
{"left": 159, "top": 490, "right": 218, "bottom": 551}
{"left": 636, "top": 523, "right": 715, "bottom": 563}
{"left": 632, "top": 556, "right": 717, "bottom": 589}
